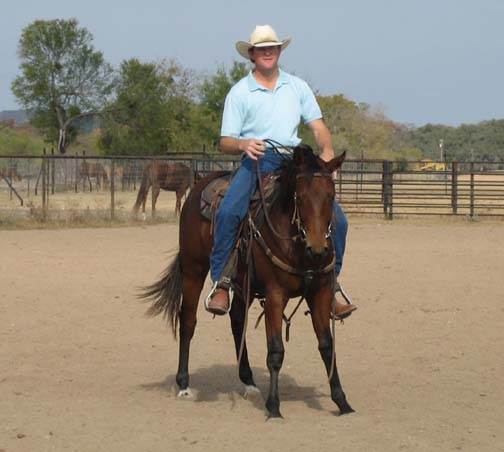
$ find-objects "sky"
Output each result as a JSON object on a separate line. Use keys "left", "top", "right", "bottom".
{"left": 1, "top": 0, "right": 503, "bottom": 127}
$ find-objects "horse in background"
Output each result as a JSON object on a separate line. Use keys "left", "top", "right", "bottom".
{"left": 78, "top": 161, "right": 109, "bottom": 191}
{"left": 0, "top": 165, "right": 22, "bottom": 182}
{"left": 133, "top": 161, "right": 192, "bottom": 216}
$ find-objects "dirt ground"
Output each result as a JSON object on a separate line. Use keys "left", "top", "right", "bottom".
{"left": 1, "top": 218, "right": 503, "bottom": 452}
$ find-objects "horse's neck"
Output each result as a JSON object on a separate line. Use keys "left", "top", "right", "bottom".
{"left": 261, "top": 192, "right": 299, "bottom": 251}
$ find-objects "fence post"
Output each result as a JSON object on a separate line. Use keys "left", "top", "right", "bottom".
{"left": 9, "top": 157, "right": 13, "bottom": 200}
{"left": 51, "top": 147, "right": 56, "bottom": 194}
{"left": 451, "top": 162, "right": 458, "bottom": 215}
{"left": 110, "top": 158, "right": 115, "bottom": 220}
{"left": 82, "top": 151, "right": 87, "bottom": 192}
{"left": 41, "top": 152, "right": 47, "bottom": 220}
{"left": 150, "top": 158, "right": 156, "bottom": 218}
{"left": 470, "top": 162, "right": 475, "bottom": 219}
{"left": 75, "top": 151, "right": 79, "bottom": 193}
{"left": 383, "top": 160, "right": 393, "bottom": 219}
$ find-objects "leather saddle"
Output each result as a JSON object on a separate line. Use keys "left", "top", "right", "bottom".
{"left": 200, "top": 171, "right": 280, "bottom": 224}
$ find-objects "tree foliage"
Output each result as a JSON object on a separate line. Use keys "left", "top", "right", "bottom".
{"left": 11, "top": 18, "right": 114, "bottom": 153}
{"left": 98, "top": 59, "right": 200, "bottom": 155}
{"left": 0, "top": 122, "right": 44, "bottom": 155}
{"left": 195, "top": 61, "right": 249, "bottom": 150}
{"left": 300, "top": 94, "right": 422, "bottom": 161}
{"left": 402, "top": 120, "right": 504, "bottom": 163}
{"left": 98, "top": 59, "right": 249, "bottom": 155}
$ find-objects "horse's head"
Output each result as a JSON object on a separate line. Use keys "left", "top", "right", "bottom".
{"left": 291, "top": 144, "right": 345, "bottom": 263}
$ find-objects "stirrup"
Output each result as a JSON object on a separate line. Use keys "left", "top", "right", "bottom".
{"left": 331, "top": 282, "right": 356, "bottom": 322}
{"left": 334, "top": 282, "right": 354, "bottom": 305}
{"left": 204, "top": 281, "right": 233, "bottom": 315}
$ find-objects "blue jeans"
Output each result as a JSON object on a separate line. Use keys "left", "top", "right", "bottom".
{"left": 210, "top": 149, "right": 348, "bottom": 281}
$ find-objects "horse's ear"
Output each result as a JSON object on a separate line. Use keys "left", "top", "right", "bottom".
{"left": 324, "top": 151, "right": 346, "bottom": 173}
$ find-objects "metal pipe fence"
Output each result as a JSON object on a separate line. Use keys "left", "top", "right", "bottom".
{"left": 1, "top": 153, "right": 504, "bottom": 222}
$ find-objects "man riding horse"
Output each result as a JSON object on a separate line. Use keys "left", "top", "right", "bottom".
{"left": 206, "top": 25, "right": 357, "bottom": 320}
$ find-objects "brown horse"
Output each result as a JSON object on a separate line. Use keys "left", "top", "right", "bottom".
{"left": 133, "top": 161, "right": 192, "bottom": 216}
{"left": 0, "top": 165, "right": 22, "bottom": 182}
{"left": 141, "top": 145, "right": 353, "bottom": 419}
{"left": 78, "top": 161, "right": 109, "bottom": 191}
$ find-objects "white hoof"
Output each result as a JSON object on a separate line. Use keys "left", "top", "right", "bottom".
{"left": 243, "top": 385, "right": 261, "bottom": 399}
{"left": 266, "top": 415, "right": 284, "bottom": 422}
{"left": 141, "top": 212, "right": 146, "bottom": 221}
{"left": 177, "top": 388, "right": 193, "bottom": 398}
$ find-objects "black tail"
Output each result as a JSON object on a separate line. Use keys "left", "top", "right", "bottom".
{"left": 139, "top": 253, "right": 184, "bottom": 337}
{"left": 133, "top": 170, "right": 149, "bottom": 212}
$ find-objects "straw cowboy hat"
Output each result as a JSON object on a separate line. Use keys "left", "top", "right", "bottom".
{"left": 235, "top": 25, "right": 291, "bottom": 59}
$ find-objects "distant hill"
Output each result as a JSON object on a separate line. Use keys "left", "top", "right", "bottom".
{"left": 0, "top": 109, "right": 99, "bottom": 132}
{"left": 0, "top": 109, "right": 30, "bottom": 124}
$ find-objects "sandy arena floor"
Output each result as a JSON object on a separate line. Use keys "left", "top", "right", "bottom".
{"left": 1, "top": 219, "right": 503, "bottom": 452}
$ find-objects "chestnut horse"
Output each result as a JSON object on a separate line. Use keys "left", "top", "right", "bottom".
{"left": 133, "top": 161, "right": 192, "bottom": 216}
{"left": 0, "top": 165, "right": 22, "bottom": 182}
{"left": 141, "top": 145, "right": 353, "bottom": 419}
{"left": 78, "top": 161, "right": 109, "bottom": 191}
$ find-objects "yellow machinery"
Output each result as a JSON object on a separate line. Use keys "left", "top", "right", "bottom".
{"left": 418, "top": 161, "right": 446, "bottom": 171}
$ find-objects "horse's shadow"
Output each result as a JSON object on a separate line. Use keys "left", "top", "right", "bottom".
{"left": 140, "top": 364, "right": 327, "bottom": 413}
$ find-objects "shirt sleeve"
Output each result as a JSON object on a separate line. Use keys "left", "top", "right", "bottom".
{"left": 220, "top": 87, "right": 244, "bottom": 138}
{"left": 299, "top": 80, "right": 322, "bottom": 124}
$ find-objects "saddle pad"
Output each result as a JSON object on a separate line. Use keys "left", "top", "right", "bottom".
{"left": 200, "top": 174, "right": 232, "bottom": 221}
{"left": 199, "top": 172, "right": 281, "bottom": 221}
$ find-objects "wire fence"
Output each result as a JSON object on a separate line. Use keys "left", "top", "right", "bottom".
{"left": 1, "top": 152, "right": 504, "bottom": 223}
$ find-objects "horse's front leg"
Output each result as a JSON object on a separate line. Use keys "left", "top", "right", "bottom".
{"left": 308, "top": 289, "right": 354, "bottom": 415}
{"left": 229, "top": 293, "right": 258, "bottom": 395}
{"left": 264, "top": 293, "right": 288, "bottom": 419}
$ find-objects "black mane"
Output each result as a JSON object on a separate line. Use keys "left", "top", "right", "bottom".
{"left": 277, "top": 144, "right": 322, "bottom": 211}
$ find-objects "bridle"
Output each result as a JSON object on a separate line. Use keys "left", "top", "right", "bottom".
{"left": 292, "top": 172, "right": 334, "bottom": 243}
{"left": 250, "top": 142, "right": 336, "bottom": 277}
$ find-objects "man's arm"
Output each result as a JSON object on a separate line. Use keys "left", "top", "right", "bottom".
{"left": 308, "top": 119, "right": 335, "bottom": 162}
{"left": 219, "top": 136, "right": 266, "bottom": 160}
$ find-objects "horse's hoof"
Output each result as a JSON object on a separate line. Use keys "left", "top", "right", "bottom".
{"left": 243, "top": 385, "right": 261, "bottom": 399}
{"left": 177, "top": 388, "right": 193, "bottom": 398}
{"left": 266, "top": 414, "right": 283, "bottom": 422}
{"left": 141, "top": 213, "right": 146, "bottom": 221}
{"left": 338, "top": 407, "right": 356, "bottom": 416}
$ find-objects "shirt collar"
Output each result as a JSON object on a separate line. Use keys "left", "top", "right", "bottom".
{"left": 247, "top": 69, "right": 289, "bottom": 92}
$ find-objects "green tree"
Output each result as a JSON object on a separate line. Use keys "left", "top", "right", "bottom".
{"left": 11, "top": 19, "right": 114, "bottom": 153}
{"left": 195, "top": 61, "right": 249, "bottom": 150}
{"left": 99, "top": 59, "right": 198, "bottom": 155}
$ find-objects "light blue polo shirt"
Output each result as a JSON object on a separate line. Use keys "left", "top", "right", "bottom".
{"left": 220, "top": 69, "right": 322, "bottom": 147}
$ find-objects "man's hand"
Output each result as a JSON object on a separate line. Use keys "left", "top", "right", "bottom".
{"left": 239, "top": 138, "right": 266, "bottom": 160}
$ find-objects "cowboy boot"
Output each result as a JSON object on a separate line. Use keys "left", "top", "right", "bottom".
{"left": 206, "top": 288, "right": 230, "bottom": 316}
{"left": 333, "top": 299, "right": 357, "bottom": 320}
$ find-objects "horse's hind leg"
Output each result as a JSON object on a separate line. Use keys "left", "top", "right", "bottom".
{"left": 229, "top": 294, "right": 258, "bottom": 395}
{"left": 308, "top": 294, "right": 354, "bottom": 415}
{"left": 176, "top": 270, "right": 206, "bottom": 397}
{"left": 152, "top": 184, "right": 160, "bottom": 216}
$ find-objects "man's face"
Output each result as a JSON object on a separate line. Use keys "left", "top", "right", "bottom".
{"left": 249, "top": 45, "right": 281, "bottom": 71}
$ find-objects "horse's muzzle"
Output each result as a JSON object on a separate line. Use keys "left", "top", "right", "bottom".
{"left": 305, "top": 245, "right": 329, "bottom": 264}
